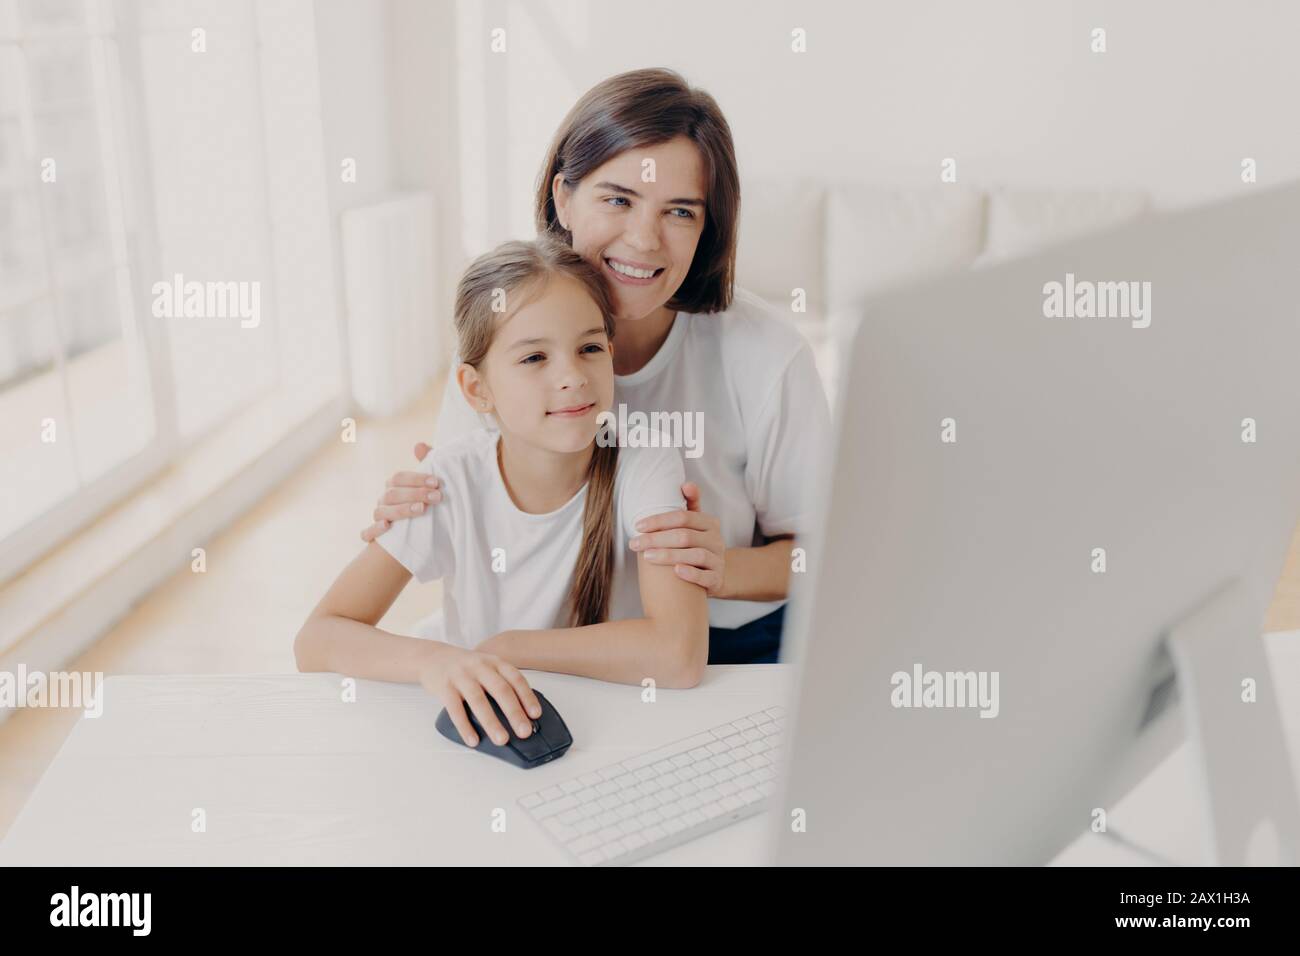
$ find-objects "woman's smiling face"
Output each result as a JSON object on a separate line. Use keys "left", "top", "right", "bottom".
{"left": 552, "top": 136, "right": 707, "bottom": 323}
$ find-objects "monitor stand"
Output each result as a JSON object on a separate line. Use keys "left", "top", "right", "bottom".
{"left": 1166, "top": 579, "right": 1300, "bottom": 865}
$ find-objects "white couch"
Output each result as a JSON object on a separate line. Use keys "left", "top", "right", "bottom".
{"left": 735, "top": 181, "right": 1152, "bottom": 402}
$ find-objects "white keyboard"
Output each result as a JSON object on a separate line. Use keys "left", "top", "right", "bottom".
{"left": 519, "top": 705, "right": 785, "bottom": 866}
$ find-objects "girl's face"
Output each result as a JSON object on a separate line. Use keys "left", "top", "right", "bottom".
{"left": 552, "top": 136, "right": 707, "bottom": 323}
{"left": 461, "top": 275, "right": 615, "bottom": 455}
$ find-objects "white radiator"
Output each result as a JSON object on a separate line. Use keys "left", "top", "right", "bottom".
{"left": 340, "top": 192, "right": 440, "bottom": 417}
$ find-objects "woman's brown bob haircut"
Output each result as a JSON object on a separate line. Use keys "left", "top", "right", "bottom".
{"left": 534, "top": 68, "right": 740, "bottom": 315}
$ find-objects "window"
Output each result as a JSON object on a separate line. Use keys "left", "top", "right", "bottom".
{"left": 0, "top": 0, "right": 343, "bottom": 585}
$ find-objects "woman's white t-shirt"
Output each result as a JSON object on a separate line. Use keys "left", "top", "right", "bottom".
{"left": 430, "top": 289, "right": 831, "bottom": 629}
{"left": 377, "top": 427, "right": 686, "bottom": 649}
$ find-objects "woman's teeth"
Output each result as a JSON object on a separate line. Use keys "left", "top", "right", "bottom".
{"left": 607, "top": 259, "right": 659, "bottom": 279}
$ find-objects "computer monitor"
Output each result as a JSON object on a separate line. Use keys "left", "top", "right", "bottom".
{"left": 771, "top": 181, "right": 1300, "bottom": 865}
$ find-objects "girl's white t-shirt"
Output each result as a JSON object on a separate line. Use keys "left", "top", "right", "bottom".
{"left": 431, "top": 288, "right": 832, "bottom": 630}
{"left": 377, "top": 427, "right": 686, "bottom": 649}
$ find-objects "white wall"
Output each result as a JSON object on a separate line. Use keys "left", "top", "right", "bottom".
{"left": 390, "top": 0, "right": 464, "bottom": 370}
{"left": 314, "top": 0, "right": 463, "bottom": 381}
{"left": 452, "top": 0, "right": 1300, "bottom": 247}
{"left": 313, "top": 0, "right": 397, "bottom": 214}
{"left": 307, "top": 0, "right": 1300, "bottom": 383}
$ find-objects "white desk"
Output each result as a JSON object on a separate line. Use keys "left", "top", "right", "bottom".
{"left": 3, "top": 633, "right": 1298, "bottom": 866}
{"left": 0, "top": 665, "right": 784, "bottom": 866}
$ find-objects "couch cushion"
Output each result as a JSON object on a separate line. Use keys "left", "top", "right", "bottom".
{"left": 736, "top": 179, "right": 827, "bottom": 311}
{"left": 979, "top": 187, "right": 1150, "bottom": 265}
{"left": 824, "top": 184, "right": 986, "bottom": 312}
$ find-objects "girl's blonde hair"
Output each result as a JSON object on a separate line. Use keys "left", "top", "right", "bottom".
{"left": 454, "top": 237, "right": 619, "bottom": 628}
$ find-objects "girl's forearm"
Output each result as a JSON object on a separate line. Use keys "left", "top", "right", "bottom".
{"left": 719, "top": 536, "right": 796, "bottom": 602}
{"left": 482, "top": 617, "right": 706, "bottom": 689}
{"left": 294, "top": 613, "right": 447, "bottom": 684}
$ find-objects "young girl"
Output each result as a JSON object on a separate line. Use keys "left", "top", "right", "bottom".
{"left": 294, "top": 238, "right": 709, "bottom": 750}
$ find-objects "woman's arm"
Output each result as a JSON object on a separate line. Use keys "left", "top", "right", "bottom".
{"left": 478, "top": 554, "right": 710, "bottom": 689}
{"left": 636, "top": 335, "right": 829, "bottom": 603}
{"left": 628, "top": 481, "right": 727, "bottom": 593}
{"left": 294, "top": 542, "right": 542, "bottom": 746}
{"left": 716, "top": 535, "right": 794, "bottom": 602}
{"left": 630, "top": 483, "right": 796, "bottom": 602}
{"left": 359, "top": 443, "right": 441, "bottom": 543}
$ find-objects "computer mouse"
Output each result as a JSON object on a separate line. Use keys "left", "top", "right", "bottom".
{"left": 435, "top": 690, "right": 572, "bottom": 769}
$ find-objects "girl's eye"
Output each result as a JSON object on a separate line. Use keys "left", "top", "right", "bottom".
{"left": 669, "top": 207, "right": 695, "bottom": 219}
{"left": 581, "top": 343, "right": 605, "bottom": 354}
{"left": 520, "top": 353, "right": 544, "bottom": 365}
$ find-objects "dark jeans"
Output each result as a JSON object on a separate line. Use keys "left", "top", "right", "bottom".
{"left": 707, "top": 604, "right": 785, "bottom": 664}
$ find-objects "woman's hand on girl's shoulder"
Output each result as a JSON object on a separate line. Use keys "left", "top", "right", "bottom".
{"left": 417, "top": 642, "right": 542, "bottom": 748}
{"left": 360, "top": 442, "right": 443, "bottom": 543}
{"left": 629, "top": 481, "right": 727, "bottom": 596}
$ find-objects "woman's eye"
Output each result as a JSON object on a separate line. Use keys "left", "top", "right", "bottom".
{"left": 604, "top": 196, "right": 629, "bottom": 208}
{"left": 669, "top": 207, "right": 695, "bottom": 219}
{"left": 520, "top": 353, "right": 544, "bottom": 365}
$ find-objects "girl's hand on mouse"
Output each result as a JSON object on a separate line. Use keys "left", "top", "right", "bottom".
{"left": 360, "top": 442, "right": 441, "bottom": 543}
{"left": 629, "top": 482, "right": 727, "bottom": 596}
{"left": 418, "top": 643, "right": 542, "bottom": 748}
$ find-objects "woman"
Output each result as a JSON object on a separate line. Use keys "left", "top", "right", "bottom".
{"left": 361, "top": 68, "right": 829, "bottom": 664}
